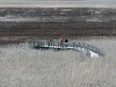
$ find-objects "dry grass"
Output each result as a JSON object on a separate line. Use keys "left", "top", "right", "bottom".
{"left": 0, "top": 38, "right": 116, "bottom": 87}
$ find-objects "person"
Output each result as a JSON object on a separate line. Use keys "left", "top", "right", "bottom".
{"left": 65, "top": 39, "right": 68, "bottom": 43}
{"left": 60, "top": 37, "right": 63, "bottom": 45}
{"left": 49, "top": 38, "right": 53, "bottom": 46}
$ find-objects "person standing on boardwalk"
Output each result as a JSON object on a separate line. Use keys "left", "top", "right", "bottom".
{"left": 60, "top": 37, "right": 63, "bottom": 45}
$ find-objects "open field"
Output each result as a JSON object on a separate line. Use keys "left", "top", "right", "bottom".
{"left": 0, "top": 7, "right": 116, "bottom": 87}
{"left": 0, "top": 37, "right": 116, "bottom": 87}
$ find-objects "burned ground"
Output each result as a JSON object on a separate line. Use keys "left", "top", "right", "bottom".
{"left": 0, "top": 8, "right": 116, "bottom": 44}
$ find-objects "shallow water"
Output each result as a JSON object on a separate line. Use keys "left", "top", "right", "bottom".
{"left": 0, "top": 0, "right": 116, "bottom": 8}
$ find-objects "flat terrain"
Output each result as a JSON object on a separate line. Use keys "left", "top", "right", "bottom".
{"left": 0, "top": 8, "right": 116, "bottom": 44}
{"left": 0, "top": 3, "right": 116, "bottom": 86}
{"left": 0, "top": 38, "right": 116, "bottom": 87}
{"left": 0, "top": 1, "right": 116, "bottom": 87}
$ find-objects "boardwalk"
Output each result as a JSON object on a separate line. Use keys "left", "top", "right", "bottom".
{"left": 31, "top": 39, "right": 103, "bottom": 57}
